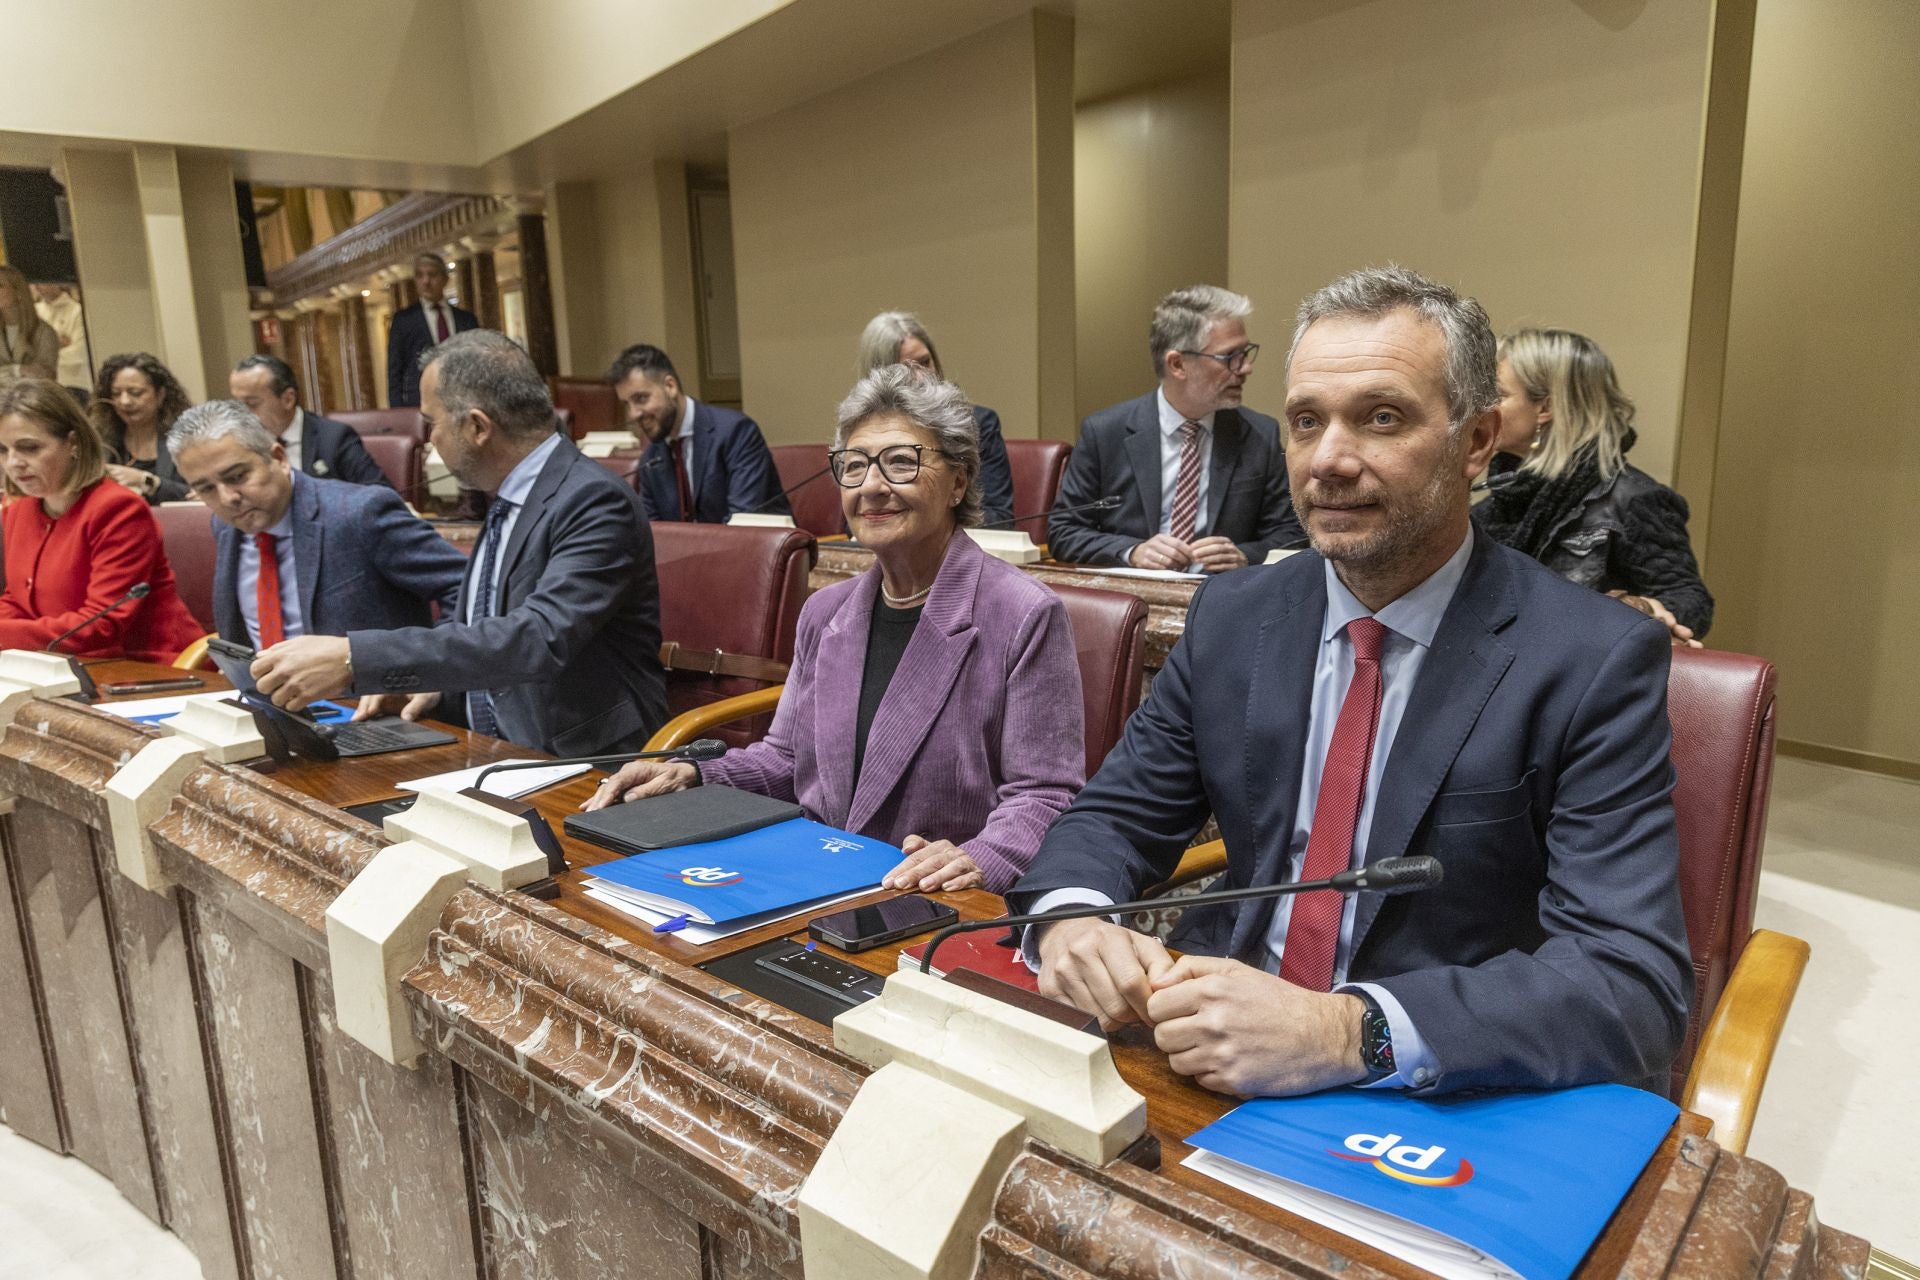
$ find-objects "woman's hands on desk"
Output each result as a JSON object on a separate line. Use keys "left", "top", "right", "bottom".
{"left": 882, "top": 836, "right": 983, "bottom": 892}
{"left": 580, "top": 759, "right": 698, "bottom": 809}
{"left": 1037, "top": 918, "right": 1369, "bottom": 1096}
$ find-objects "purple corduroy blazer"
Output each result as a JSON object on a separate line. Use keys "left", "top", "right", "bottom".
{"left": 697, "top": 530, "right": 1085, "bottom": 891}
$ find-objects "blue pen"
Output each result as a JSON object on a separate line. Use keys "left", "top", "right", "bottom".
{"left": 653, "top": 914, "right": 690, "bottom": 934}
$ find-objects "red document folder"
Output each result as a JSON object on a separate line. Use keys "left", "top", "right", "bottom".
{"left": 897, "top": 928, "right": 1039, "bottom": 992}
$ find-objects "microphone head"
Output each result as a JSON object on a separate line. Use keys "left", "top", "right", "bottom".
{"left": 1361, "top": 855, "right": 1443, "bottom": 894}
{"left": 677, "top": 738, "right": 728, "bottom": 761}
{"left": 129, "top": 582, "right": 151, "bottom": 599}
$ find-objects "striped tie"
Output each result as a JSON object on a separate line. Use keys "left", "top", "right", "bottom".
{"left": 1167, "top": 420, "right": 1204, "bottom": 543}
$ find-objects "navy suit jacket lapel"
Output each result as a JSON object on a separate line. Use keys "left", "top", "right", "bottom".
{"left": 1226, "top": 565, "right": 1325, "bottom": 960}
{"left": 1124, "top": 395, "right": 1163, "bottom": 533}
{"left": 290, "top": 473, "right": 324, "bottom": 628}
{"left": 212, "top": 520, "right": 242, "bottom": 641}
{"left": 690, "top": 402, "right": 719, "bottom": 515}
{"left": 1350, "top": 538, "right": 1519, "bottom": 951}
{"left": 1205, "top": 410, "right": 1245, "bottom": 533}
{"left": 492, "top": 439, "right": 571, "bottom": 611}
{"left": 298, "top": 423, "right": 320, "bottom": 474}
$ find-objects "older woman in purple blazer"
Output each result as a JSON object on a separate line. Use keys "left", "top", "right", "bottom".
{"left": 585, "top": 366, "right": 1085, "bottom": 893}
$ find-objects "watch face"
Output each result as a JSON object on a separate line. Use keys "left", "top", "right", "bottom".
{"left": 1361, "top": 1003, "right": 1395, "bottom": 1073}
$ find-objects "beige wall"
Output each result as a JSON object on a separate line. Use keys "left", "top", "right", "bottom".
{"left": 1075, "top": 74, "right": 1230, "bottom": 422}
{"left": 61, "top": 148, "right": 162, "bottom": 365}
{"left": 1708, "top": 0, "right": 1920, "bottom": 771}
{"left": 730, "top": 13, "right": 1073, "bottom": 444}
{"left": 1228, "top": 0, "right": 1715, "bottom": 482}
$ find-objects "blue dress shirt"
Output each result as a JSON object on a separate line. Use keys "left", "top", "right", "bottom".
{"left": 237, "top": 508, "right": 303, "bottom": 647}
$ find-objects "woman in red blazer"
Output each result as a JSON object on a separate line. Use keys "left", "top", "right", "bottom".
{"left": 0, "top": 378, "right": 205, "bottom": 662}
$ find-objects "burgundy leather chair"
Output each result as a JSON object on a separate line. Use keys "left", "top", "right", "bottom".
{"left": 651, "top": 522, "right": 817, "bottom": 749}
{"left": 1004, "top": 438, "right": 1072, "bottom": 545}
{"left": 549, "top": 377, "right": 619, "bottom": 437}
{"left": 771, "top": 443, "right": 844, "bottom": 538}
{"left": 331, "top": 407, "right": 425, "bottom": 441}
{"left": 594, "top": 454, "right": 644, "bottom": 489}
{"left": 1050, "top": 584, "right": 1148, "bottom": 778}
{"left": 360, "top": 434, "right": 424, "bottom": 505}
{"left": 151, "top": 504, "right": 217, "bottom": 632}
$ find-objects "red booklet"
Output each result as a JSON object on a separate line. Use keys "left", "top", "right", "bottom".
{"left": 898, "top": 928, "right": 1039, "bottom": 993}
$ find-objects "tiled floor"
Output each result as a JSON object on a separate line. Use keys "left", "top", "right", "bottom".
{"left": 0, "top": 756, "right": 1913, "bottom": 1275}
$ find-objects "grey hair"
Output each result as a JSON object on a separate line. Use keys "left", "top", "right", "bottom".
{"left": 833, "top": 364, "right": 982, "bottom": 527}
{"left": 422, "top": 330, "right": 557, "bottom": 440}
{"left": 167, "top": 399, "right": 278, "bottom": 461}
{"left": 857, "top": 311, "right": 941, "bottom": 378}
{"left": 1286, "top": 265, "right": 1498, "bottom": 433}
{"left": 1149, "top": 284, "right": 1253, "bottom": 379}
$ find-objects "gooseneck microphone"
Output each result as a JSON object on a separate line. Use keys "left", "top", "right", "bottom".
{"left": 975, "top": 494, "right": 1120, "bottom": 531}
{"left": 918, "top": 854, "right": 1443, "bottom": 976}
{"left": 470, "top": 738, "right": 728, "bottom": 793}
{"left": 44, "top": 583, "right": 150, "bottom": 654}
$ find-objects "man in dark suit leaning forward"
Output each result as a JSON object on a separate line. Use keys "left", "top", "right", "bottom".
{"left": 1014, "top": 265, "right": 1692, "bottom": 1098}
{"left": 228, "top": 354, "right": 391, "bottom": 488}
{"left": 608, "top": 343, "right": 787, "bottom": 523}
{"left": 169, "top": 402, "right": 468, "bottom": 714}
{"left": 254, "top": 331, "right": 670, "bottom": 757}
{"left": 1048, "top": 284, "right": 1305, "bottom": 571}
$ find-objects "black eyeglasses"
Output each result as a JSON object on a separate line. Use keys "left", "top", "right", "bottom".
{"left": 830, "top": 444, "right": 928, "bottom": 488}
{"left": 1177, "top": 343, "right": 1260, "bottom": 372}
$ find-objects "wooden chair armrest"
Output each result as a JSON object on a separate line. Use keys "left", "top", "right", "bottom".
{"left": 1681, "top": 928, "right": 1810, "bottom": 1155}
{"left": 1144, "top": 839, "right": 1228, "bottom": 897}
{"left": 173, "top": 634, "right": 215, "bottom": 671}
{"left": 643, "top": 685, "right": 785, "bottom": 752}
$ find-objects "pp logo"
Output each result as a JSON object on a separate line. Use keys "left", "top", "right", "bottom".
{"left": 673, "top": 865, "right": 744, "bottom": 887}
{"left": 818, "top": 837, "right": 863, "bottom": 854}
{"left": 1330, "top": 1132, "right": 1475, "bottom": 1187}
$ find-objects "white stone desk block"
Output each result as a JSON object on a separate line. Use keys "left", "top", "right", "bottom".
{"left": 964, "top": 528, "right": 1042, "bottom": 565}
{"left": 798, "top": 1060, "right": 1025, "bottom": 1280}
{"left": 326, "top": 842, "right": 470, "bottom": 1067}
{"left": 383, "top": 786, "right": 549, "bottom": 890}
{"left": 727, "top": 512, "right": 797, "bottom": 528}
{"left": 0, "top": 649, "right": 83, "bottom": 729}
{"left": 104, "top": 737, "right": 207, "bottom": 893}
{"left": 165, "top": 694, "right": 266, "bottom": 762}
{"left": 1263, "top": 547, "right": 1302, "bottom": 564}
{"left": 832, "top": 968, "right": 1146, "bottom": 1166}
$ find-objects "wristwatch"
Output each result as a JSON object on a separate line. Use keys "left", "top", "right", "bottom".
{"left": 1354, "top": 990, "right": 1395, "bottom": 1084}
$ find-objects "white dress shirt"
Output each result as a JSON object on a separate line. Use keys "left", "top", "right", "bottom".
{"left": 421, "top": 299, "right": 455, "bottom": 343}
{"left": 280, "top": 408, "right": 306, "bottom": 471}
{"left": 1028, "top": 528, "right": 1477, "bottom": 1090}
{"left": 1152, "top": 386, "right": 1213, "bottom": 539}
{"left": 462, "top": 432, "right": 562, "bottom": 623}
{"left": 237, "top": 507, "right": 304, "bottom": 647}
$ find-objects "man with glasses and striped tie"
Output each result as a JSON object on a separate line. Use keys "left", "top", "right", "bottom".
{"left": 1047, "top": 285, "right": 1305, "bottom": 572}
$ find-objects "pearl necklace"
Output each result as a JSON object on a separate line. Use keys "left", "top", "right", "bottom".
{"left": 880, "top": 582, "right": 933, "bottom": 609}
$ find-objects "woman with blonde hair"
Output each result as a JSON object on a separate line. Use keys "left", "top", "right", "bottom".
{"left": 0, "top": 379, "right": 205, "bottom": 660}
{"left": 90, "top": 351, "right": 192, "bottom": 502}
{"left": 1480, "top": 327, "right": 1711, "bottom": 642}
{"left": 858, "top": 311, "right": 1015, "bottom": 526}
{"left": 0, "top": 266, "right": 59, "bottom": 381}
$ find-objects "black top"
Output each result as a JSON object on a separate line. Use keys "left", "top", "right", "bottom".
{"left": 852, "top": 600, "right": 924, "bottom": 782}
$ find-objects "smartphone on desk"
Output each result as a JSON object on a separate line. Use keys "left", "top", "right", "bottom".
{"left": 808, "top": 894, "right": 959, "bottom": 952}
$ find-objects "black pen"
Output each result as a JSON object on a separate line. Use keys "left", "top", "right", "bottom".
{"left": 100, "top": 677, "right": 207, "bottom": 696}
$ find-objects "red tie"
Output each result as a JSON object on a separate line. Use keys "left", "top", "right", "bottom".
{"left": 669, "top": 437, "right": 693, "bottom": 521}
{"left": 255, "top": 532, "right": 286, "bottom": 648}
{"left": 1279, "top": 616, "right": 1389, "bottom": 991}
{"left": 431, "top": 304, "right": 450, "bottom": 343}
{"left": 1167, "top": 421, "right": 1203, "bottom": 543}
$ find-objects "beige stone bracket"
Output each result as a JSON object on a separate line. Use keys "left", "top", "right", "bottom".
{"left": 166, "top": 694, "right": 267, "bottom": 762}
{"left": 797, "top": 1061, "right": 1025, "bottom": 1280}
{"left": 0, "top": 649, "right": 84, "bottom": 730}
{"left": 104, "top": 736, "right": 207, "bottom": 893}
{"left": 833, "top": 968, "right": 1146, "bottom": 1165}
{"left": 325, "top": 842, "right": 470, "bottom": 1067}
{"left": 383, "top": 786, "right": 550, "bottom": 890}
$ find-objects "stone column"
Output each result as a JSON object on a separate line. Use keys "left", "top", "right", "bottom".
{"left": 340, "top": 293, "right": 377, "bottom": 412}
{"left": 463, "top": 233, "right": 503, "bottom": 331}
{"left": 516, "top": 204, "right": 559, "bottom": 377}
{"left": 454, "top": 256, "right": 478, "bottom": 317}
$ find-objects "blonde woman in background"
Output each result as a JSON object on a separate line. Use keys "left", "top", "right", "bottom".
{"left": 0, "top": 266, "right": 59, "bottom": 381}
{"left": 1479, "top": 327, "right": 1711, "bottom": 644}
{"left": 858, "top": 311, "right": 1015, "bottom": 526}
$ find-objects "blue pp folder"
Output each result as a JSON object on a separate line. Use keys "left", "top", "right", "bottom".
{"left": 1184, "top": 1084, "right": 1677, "bottom": 1280}
{"left": 582, "top": 818, "right": 903, "bottom": 925}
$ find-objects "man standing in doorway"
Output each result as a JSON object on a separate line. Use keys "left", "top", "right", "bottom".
{"left": 386, "top": 252, "right": 478, "bottom": 408}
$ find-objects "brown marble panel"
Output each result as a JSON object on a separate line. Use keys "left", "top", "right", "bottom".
{"left": 8, "top": 800, "right": 161, "bottom": 1222}
{"left": 306, "top": 962, "right": 480, "bottom": 1279}
{"left": 702, "top": 1228, "right": 789, "bottom": 1280}
{"left": 0, "top": 811, "right": 64, "bottom": 1152}
{"left": 189, "top": 893, "right": 339, "bottom": 1280}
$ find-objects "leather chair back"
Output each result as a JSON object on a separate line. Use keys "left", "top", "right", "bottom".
{"left": 654, "top": 522, "right": 816, "bottom": 748}
{"left": 771, "top": 444, "right": 845, "bottom": 538}
{"left": 549, "top": 378, "right": 619, "bottom": 437}
{"left": 1004, "top": 438, "right": 1072, "bottom": 545}
{"left": 152, "top": 504, "right": 218, "bottom": 631}
{"left": 595, "top": 454, "right": 643, "bottom": 489}
{"left": 1666, "top": 646, "right": 1778, "bottom": 1096}
{"left": 360, "top": 435, "right": 424, "bottom": 505}
{"left": 1050, "top": 584, "right": 1148, "bottom": 777}
{"left": 331, "top": 407, "right": 426, "bottom": 441}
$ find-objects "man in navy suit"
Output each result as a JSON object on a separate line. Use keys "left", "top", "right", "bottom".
{"left": 1048, "top": 285, "right": 1304, "bottom": 571}
{"left": 608, "top": 343, "right": 787, "bottom": 522}
{"left": 386, "top": 252, "right": 479, "bottom": 408}
{"left": 228, "top": 354, "right": 391, "bottom": 488}
{"left": 169, "top": 402, "right": 468, "bottom": 708}
{"left": 254, "top": 332, "right": 668, "bottom": 757}
{"left": 1013, "top": 266, "right": 1691, "bottom": 1098}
